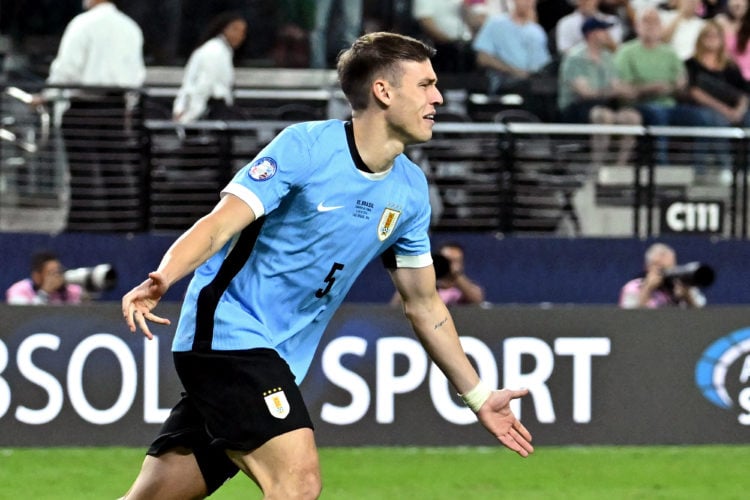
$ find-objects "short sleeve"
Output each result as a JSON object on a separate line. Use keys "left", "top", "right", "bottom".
{"left": 222, "top": 125, "right": 310, "bottom": 217}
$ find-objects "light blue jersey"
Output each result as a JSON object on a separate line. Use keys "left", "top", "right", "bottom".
{"left": 173, "top": 120, "right": 432, "bottom": 381}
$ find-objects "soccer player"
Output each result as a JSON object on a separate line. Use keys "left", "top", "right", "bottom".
{"left": 121, "top": 32, "right": 533, "bottom": 499}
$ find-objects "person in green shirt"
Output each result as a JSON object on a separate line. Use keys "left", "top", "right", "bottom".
{"left": 614, "top": 7, "right": 687, "bottom": 164}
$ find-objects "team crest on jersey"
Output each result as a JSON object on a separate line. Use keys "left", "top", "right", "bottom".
{"left": 248, "top": 157, "right": 277, "bottom": 181}
{"left": 263, "top": 387, "right": 290, "bottom": 419}
{"left": 377, "top": 208, "right": 401, "bottom": 241}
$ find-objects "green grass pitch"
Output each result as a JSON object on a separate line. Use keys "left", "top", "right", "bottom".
{"left": 1, "top": 445, "right": 748, "bottom": 499}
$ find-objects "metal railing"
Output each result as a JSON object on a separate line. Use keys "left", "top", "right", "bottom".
{"left": 2, "top": 84, "right": 749, "bottom": 237}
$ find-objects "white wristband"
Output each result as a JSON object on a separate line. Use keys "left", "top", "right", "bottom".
{"left": 459, "top": 381, "right": 492, "bottom": 412}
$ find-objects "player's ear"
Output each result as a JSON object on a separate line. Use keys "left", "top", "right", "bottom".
{"left": 372, "top": 79, "right": 391, "bottom": 107}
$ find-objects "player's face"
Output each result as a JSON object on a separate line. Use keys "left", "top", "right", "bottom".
{"left": 387, "top": 60, "right": 443, "bottom": 145}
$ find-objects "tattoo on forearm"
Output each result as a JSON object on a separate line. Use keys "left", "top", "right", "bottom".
{"left": 434, "top": 317, "right": 448, "bottom": 330}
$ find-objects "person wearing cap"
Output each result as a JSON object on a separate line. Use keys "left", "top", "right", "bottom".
{"left": 555, "top": 0, "right": 624, "bottom": 54}
{"left": 558, "top": 17, "right": 642, "bottom": 165}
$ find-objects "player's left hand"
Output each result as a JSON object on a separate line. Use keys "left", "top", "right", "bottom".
{"left": 476, "top": 388, "right": 534, "bottom": 457}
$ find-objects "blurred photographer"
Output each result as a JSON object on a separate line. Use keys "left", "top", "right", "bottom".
{"left": 5, "top": 251, "right": 84, "bottom": 305}
{"left": 619, "top": 243, "right": 707, "bottom": 309}
{"left": 391, "top": 242, "right": 485, "bottom": 306}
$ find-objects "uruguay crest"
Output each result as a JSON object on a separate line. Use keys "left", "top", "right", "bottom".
{"left": 377, "top": 208, "right": 401, "bottom": 241}
{"left": 263, "top": 387, "right": 290, "bottom": 419}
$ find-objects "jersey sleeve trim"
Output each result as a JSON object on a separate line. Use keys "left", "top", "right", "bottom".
{"left": 395, "top": 252, "right": 433, "bottom": 269}
{"left": 221, "top": 183, "right": 266, "bottom": 218}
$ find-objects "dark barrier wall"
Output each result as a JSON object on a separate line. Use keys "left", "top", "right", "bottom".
{"left": 2, "top": 232, "right": 750, "bottom": 304}
{"left": 1, "top": 304, "right": 749, "bottom": 447}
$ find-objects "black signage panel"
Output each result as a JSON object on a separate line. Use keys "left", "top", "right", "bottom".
{"left": 0, "top": 304, "right": 748, "bottom": 446}
{"left": 660, "top": 199, "right": 724, "bottom": 234}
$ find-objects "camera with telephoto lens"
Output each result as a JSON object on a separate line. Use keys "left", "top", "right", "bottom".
{"left": 662, "top": 262, "right": 715, "bottom": 288}
{"left": 432, "top": 253, "right": 451, "bottom": 280}
{"left": 64, "top": 264, "right": 118, "bottom": 292}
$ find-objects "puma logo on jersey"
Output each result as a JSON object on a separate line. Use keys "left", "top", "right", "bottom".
{"left": 317, "top": 202, "right": 344, "bottom": 212}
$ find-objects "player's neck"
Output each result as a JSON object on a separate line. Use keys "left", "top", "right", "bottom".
{"left": 350, "top": 117, "right": 401, "bottom": 173}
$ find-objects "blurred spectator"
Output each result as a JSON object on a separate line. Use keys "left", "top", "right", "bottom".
{"left": 619, "top": 243, "right": 706, "bottom": 308}
{"left": 31, "top": 0, "right": 144, "bottom": 98}
{"left": 716, "top": 0, "right": 745, "bottom": 34}
{"left": 614, "top": 7, "right": 686, "bottom": 163}
{"left": 558, "top": 17, "right": 642, "bottom": 165}
{"left": 472, "top": 0, "right": 552, "bottom": 94}
{"left": 310, "top": 0, "right": 363, "bottom": 68}
{"left": 556, "top": 0, "right": 626, "bottom": 54}
{"left": 5, "top": 251, "right": 84, "bottom": 305}
{"left": 412, "top": 0, "right": 476, "bottom": 72}
{"left": 716, "top": 0, "right": 750, "bottom": 79}
{"left": 433, "top": 241, "right": 486, "bottom": 305}
{"left": 391, "top": 242, "right": 485, "bottom": 306}
{"left": 661, "top": 0, "right": 706, "bottom": 60}
{"left": 29, "top": 0, "right": 146, "bottom": 231}
{"left": 716, "top": 0, "right": 746, "bottom": 36}
{"left": 684, "top": 21, "right": 750, "bottom": 126}
{"left": 173, "top": 11, "right": 248, "bottom": 123}
{"left": 680, "top": 20, "right": 749, "bottom": 180}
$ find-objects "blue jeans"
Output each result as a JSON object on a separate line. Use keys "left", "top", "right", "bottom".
{"left": 636, "top": 103, "right": 673, "bottom": 165}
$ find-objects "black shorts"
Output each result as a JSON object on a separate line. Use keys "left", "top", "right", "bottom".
{"left": 148, "top": 348, "right": 314, "bottom": 494}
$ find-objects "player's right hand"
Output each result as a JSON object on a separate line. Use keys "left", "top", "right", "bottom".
{"left": 121, "top": 272, "right": 171, "bottom": 340}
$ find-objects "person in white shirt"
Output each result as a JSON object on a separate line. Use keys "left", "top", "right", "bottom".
{"left": 31, "top": 0, "right": 146, "bottom": 232}
{"left": 660, "top": 0, "right": 706, "bottom": 60}
{"left": 173, "top": 11, "right": 248, "bottom": 123}
{"left": 45, "top": 0, "right": 145, "bottom": 89}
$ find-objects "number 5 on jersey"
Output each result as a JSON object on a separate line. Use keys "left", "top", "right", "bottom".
{"left": 315, "top": 262, "right": 345, "bottom": 298}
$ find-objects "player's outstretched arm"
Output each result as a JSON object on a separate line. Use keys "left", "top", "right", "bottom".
{"left": 122, "top": 194, "right": 257, "bottom": 339}
{"left": 475, "top": 388, "right": 534, "bottom": 457}
{"left": 389, "top": 265, "right": 533, "bottom": 457}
